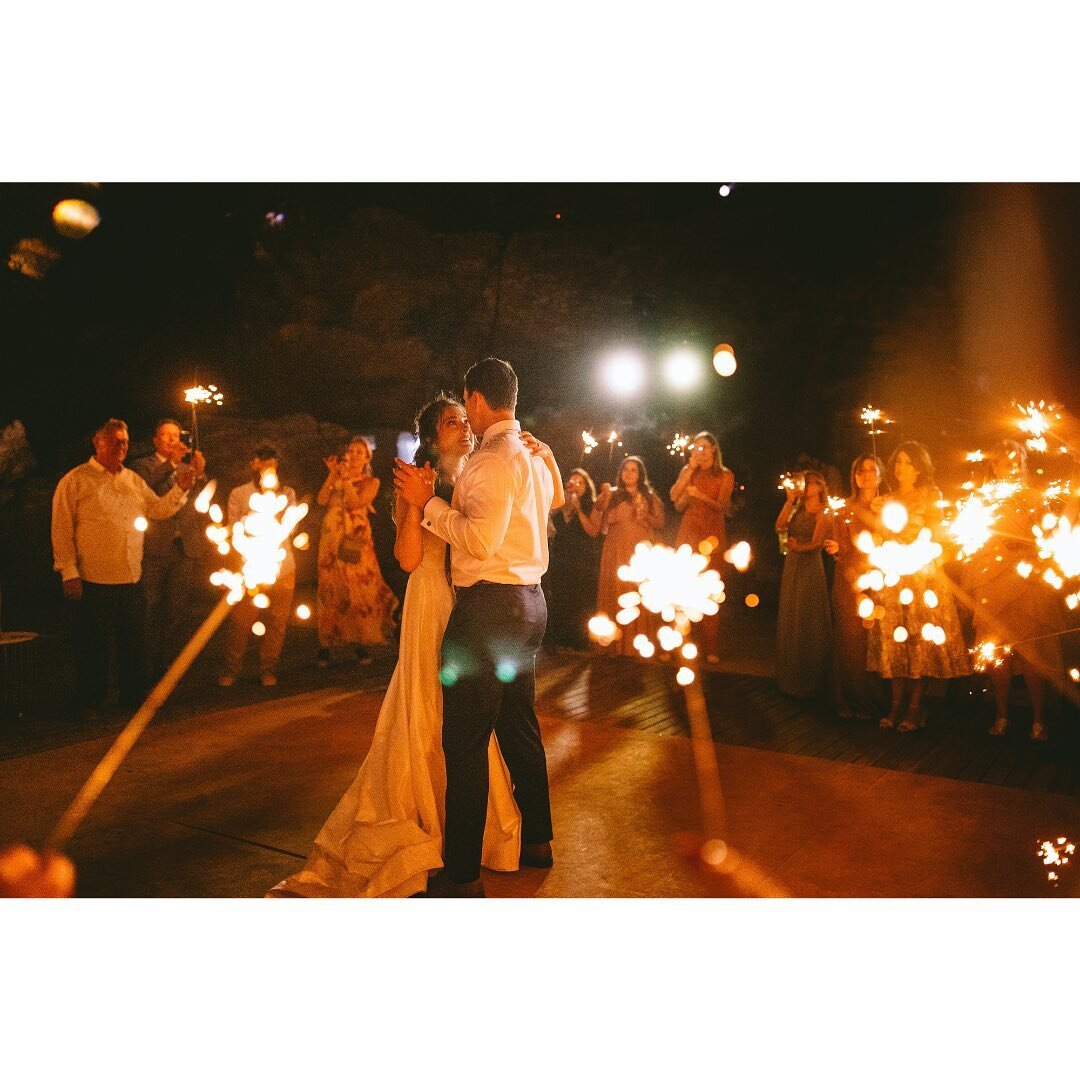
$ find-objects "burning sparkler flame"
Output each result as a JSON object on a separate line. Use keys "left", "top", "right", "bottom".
{"left": 667, "top": 433, "right": 691, "bottom": 458}
{"left": 184, "top": 385, "right": 225, "bottom": 407}
{"left": 194, "top": 479, "right": 217, "bottom": 514}
{"left": 1036, "top": 837, "right": 1075, "bottom": 887}
{"left": 1016, "top": 400, "right": 1060, "bottom": 454}
{"left": 971, "top": 640, "right": 1012, "bottom": 672}
{"left": 590, "top": 542, "right": 726, "bottom": 664}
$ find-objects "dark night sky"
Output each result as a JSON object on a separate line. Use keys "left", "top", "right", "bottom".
{"left": 3, "top": 182, "right": 1079, "bottom": 487}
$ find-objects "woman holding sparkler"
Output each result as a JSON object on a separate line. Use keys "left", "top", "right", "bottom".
{"left": 969, "top": 441, "right": 1063, "bottom": 740}
{"left": 271, "top": 396, "right": 563, "bottom": 898}
{"left": 866, "top": 442, "right": 971, "bottom": 731}
{"left": 592, "top": 455, "right": 666, "bottom": 657}
{"left": 671, "top": 432, "right": 735, "bottom": 663}
{"left": 775, "top": 471, "right": 832, "bottom": 698}
{"left": 824, "top": 455, "right": 887, "bottom": 719}
{"left": 547, "top": 467, "right": 602, "bottom": 649}
{"left": 315, "top": 435, "right": 398, "bottom": 666}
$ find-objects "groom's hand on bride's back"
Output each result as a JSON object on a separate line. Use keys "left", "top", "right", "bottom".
{"left": 393, "top": 459, "right": 436, "bottom": 508}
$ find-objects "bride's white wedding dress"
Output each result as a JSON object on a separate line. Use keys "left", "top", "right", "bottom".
{"left": 269, "top": 528, "right": 521, "bottom": 897}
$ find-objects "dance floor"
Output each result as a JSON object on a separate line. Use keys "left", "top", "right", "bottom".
{"left": 2, "top": 650, "right": 1077, "bottom": 897}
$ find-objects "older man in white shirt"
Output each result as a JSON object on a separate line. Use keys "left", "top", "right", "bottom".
{"left": 51, "top": 418, "right": 198, "bottom": 720}
{"left": 396, "top": 358, "right": 558, "bottom": 897}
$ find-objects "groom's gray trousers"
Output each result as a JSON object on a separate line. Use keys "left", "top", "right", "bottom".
{"left": 440, "top": 581, "right": 553, "bottom": 883}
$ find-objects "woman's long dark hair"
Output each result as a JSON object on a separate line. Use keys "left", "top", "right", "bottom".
{"left": 608, "top": 455, "right": 658, "bottom": 512}
{"left": 413, "top": 392, "right": 463, "bottom": 502}
{"left": 889, "top": 441, "right": 936, "bottom": 490}
{"left": 565, "top": 467, "right": 597, "bottom": 516}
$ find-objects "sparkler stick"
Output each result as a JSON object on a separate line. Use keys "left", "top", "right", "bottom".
{"left": 606, "top": 430, "right": 621, "bottom": 477}
{"left": 589, "top": 541, "right": 790, "bottom": 895}
{"left": 681, "top": 665, "right": 725, "bottom": 839}
{"left": 45, "top": 594, "right": 233, "bottom": 851}
{"left": 46, "top": 460, "right": 302, "bottom": 853}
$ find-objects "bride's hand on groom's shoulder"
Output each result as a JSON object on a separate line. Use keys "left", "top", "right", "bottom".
{"left": 519, "top": 431, "right": 552, "bottom": 460}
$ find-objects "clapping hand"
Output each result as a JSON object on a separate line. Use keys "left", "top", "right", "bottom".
{"left": 324, "top": 454, "right": 341, "bottom": 480}
{"left": 823, "top": 538, "right": 840, "bottom": 556}
{"left": 393, "top": 458, "right": 437, "bottom": 508}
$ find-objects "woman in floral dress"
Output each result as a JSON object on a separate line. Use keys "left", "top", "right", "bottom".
{"left": 316, "top": 435, "right": 399, "bottom": 666}
{"left": 866, "top": 442, "right": 972, "bottom": 732}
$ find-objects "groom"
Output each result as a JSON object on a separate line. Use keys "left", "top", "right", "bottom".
{"left": 394, "top": 357, "right": 555, "bottom": 897}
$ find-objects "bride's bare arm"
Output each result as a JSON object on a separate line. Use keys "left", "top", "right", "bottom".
{"left": 394, "top": 493, "right": 424, "bottom": 573}
{"left": 520, "top": 431, "right": 565, "bottom": 510}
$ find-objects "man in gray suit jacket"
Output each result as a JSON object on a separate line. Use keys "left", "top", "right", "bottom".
{"left": 129, "top": 418, "right": 209, "bottom": 680}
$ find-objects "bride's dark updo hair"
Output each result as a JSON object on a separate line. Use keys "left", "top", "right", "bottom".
{"left": 413, "top": 394, "right": 466, "bottom": 497}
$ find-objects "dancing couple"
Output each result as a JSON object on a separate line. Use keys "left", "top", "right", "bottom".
{"left": 270, "top": 358, "right": 562, "bottom": 898}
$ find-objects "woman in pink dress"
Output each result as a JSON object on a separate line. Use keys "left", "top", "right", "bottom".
{"left": 670, "top": 432, "right": 735, "bottom": 663}
{"left": 592, "top": 456, "right": 666, "bottom": 657}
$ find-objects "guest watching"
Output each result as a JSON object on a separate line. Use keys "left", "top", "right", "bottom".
{"left": 866, "top": 442, "right": 972, "bottom": 732}
{"left": 546, "top": 467, "right": 602, "bottom": 650}
{"left": 129, "top": 418, "right": 212, "bottom": 681}
{"left": 670, "top": 432, "right": 735, "bottom": 664}
{"left": 823, "top": 455, "right": 886, "bottom": 720}
{"left": 315, "top": 435, "right": 399, "bottom": 668}
{"left": 775, "top": 470, "right": 832, "bottom": 699}
{"left": 51, "top": 418, "right": 198, "bottom": 722}
{"left": 592, "top": 455, "right": 666, "bottom": 657}
{"left": 217, "top": 445, "right": 297, "bottom": 689}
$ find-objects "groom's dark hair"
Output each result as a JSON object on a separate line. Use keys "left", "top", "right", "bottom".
{"left": 464, "top": 357, "right": 517, "bottom": 412}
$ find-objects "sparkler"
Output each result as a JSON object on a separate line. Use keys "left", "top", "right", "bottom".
{"left": 1036, "top": 837, "right": 1074, "bottom": 887}
{"left": 45, "top": 467, "right": 308, "bottom": 852}
{"left": 606, "top": 429, "right": 623, "bottom": 474}
{"left": 1015, "top": 400, "right": 1061, "bottom": 454}
{"left": 861, "top": 403, "right": 892, "bottom": 458}
{"left": 971, "top": 640, "right": 1012, "bottom": 672}
{"left": 581, "top": 430, "right": 598, "bottom": 460}
{"left": 667, "top": 433, "right": 691, "bottom": 459}
{"left": 1033, "top": 516, "right": 1080, "bottom": 582}
{"left": 592, "top": 542, "right": 726, "bottom": 835}
{"left": 589, "top": 541, "right": 789, "bottom": 896}
{"left": 183, "top": 383, "right": 224, "bottom": 454}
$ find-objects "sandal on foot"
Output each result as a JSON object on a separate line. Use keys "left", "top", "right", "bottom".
{"left": 988, "top": 716, "right": 1009, "bottom": 736}
{"left": 879, "top": 714, "right": 898, "bottom": 730}
{"left": 897, "top": 709, "right": 924, "bottom": 733}
{"left": 1030, "top": 722, "right": 1048, "bottom": 742}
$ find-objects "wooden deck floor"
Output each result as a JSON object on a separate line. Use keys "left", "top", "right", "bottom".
{"left": 535, "top": 651, "right": 1080, "bottom": 797}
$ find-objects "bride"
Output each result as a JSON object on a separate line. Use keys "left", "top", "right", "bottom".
{"left": 269, "top": 394, "right": 563, "bottom": 897}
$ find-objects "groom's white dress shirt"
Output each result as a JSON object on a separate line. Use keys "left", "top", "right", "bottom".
{"left": 422, "top": 419, "right": 554, "bottom": 588}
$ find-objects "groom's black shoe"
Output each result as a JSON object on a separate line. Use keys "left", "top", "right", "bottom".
{"left": 426, "top": 871, "right": 485, "bottom": 898}
{"left": 520, "top": 842, "right": 553, "bottom": 869}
